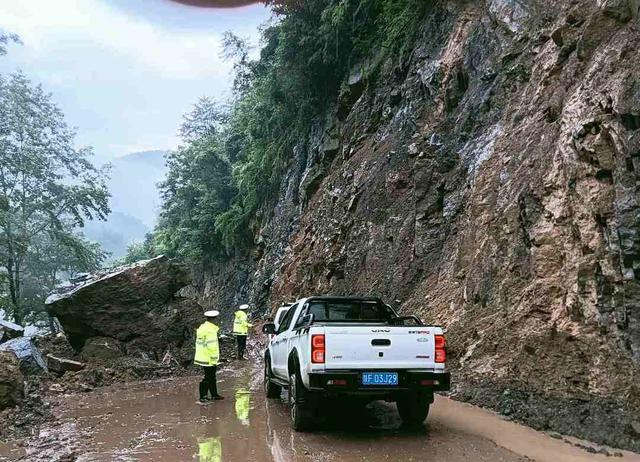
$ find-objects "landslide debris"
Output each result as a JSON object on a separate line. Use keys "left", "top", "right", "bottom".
{"left": 0, "top": 351, "right": 23, "bottom": 411}
{"left": 0, "top": 256, "right": 219, "bottom": 443}
{"left": 0, "top": 338, "right": 48, "bottom": 375}
{"left": 45, "top": 255, "right": 203, "bottom": 362}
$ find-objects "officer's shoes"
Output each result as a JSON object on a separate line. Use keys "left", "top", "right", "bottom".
{"left": 212, "top": 395, "right": 225, "bottom": 400}
{"left": 197, "top": 398, "right": 210, "bottom": 405}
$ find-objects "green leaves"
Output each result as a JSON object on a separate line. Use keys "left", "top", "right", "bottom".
{"left": 0, "top": 71, "right": 110, "bottom": 323}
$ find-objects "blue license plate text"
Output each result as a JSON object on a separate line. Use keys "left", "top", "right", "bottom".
{"left": 361, "top": 372, "right": 398, "bottom": 386}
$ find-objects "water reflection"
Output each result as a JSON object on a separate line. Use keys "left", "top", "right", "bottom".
{"left": 235, "top": 388, "right": 251, "bottom": 426}
{"left": 197, "top": 436, "right": 221, "bottom": 462}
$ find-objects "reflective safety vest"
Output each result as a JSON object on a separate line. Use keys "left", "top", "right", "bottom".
{"left": 235, "top": 388, "right": 251, "bottom": 424}
{"left": 232, "top": 310, "right": 252, "bottom": 335}
{"left": 198, "top": 437, "right": 221, "bottom": 462}
{"left": 194, "top": 321, "right": 220, "bottom": 366}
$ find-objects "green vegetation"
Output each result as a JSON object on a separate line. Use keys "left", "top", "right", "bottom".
{"left": 0, "top": 71, "right": 110, "bottom": 325}
{"left": 151, "top": 0, "right": 429, "bottom": 263}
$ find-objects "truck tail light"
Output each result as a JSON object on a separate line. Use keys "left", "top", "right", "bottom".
{"left": 311, "top": 334, "right": 325, "bottom": 364}
{"left": 434, "top": 334, "right": 446, "bottom": 363}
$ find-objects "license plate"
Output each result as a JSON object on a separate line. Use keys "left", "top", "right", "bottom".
{"left": 361, "top": 372, "right": 398, "bottom": 386}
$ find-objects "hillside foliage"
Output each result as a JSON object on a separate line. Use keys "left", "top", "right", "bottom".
{"left": 150, "top": 0, "right": 429, "bottom": 263}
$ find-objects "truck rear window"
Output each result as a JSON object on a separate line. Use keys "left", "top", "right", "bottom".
{"left": 307, "top": 301, "right": 394, "bottom": 322}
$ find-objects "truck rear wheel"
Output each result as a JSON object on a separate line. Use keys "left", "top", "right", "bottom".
{"left": 397, "top": 393, "right": 430, "bottom": 427}
{"left": 264, "top": 357, "right": 281, "bottom": 399}
{"left": 288, "top": 371, "right": 315, "bottom": 431}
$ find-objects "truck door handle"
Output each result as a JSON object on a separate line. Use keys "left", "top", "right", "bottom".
{"left": 371, "top": 339, "right": 391, "bottom": 346}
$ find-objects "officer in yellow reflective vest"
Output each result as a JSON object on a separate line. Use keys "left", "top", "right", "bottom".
{"left": 232, "top": 304, "right": 253, "bottom": 360}
{"left": 194, "top": 310, "right": 224, "bottom": 403}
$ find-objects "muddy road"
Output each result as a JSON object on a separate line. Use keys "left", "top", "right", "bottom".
{"left": 1, "top": 359, "right": 639, "bottom": 462}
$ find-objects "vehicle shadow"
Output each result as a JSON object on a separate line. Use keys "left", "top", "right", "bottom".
{"left": 305, "top": 395, "right": 431, "bottom": 437}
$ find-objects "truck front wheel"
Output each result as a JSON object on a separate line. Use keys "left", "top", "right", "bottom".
{"left": 288, "top": 371, "right": 315, "bottom": 431}
{"left": 396, "top": 392, "right": 431, "bottom": 427}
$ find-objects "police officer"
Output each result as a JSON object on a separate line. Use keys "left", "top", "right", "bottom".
{"left": 232, "top": 304, "right": 253, "bottom": 360}
{"left": 194, "top": 310, "right": 224, "bottom": 403}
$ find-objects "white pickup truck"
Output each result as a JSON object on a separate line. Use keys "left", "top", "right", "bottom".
{"left": 262, "top": 296, "right": 450, "bottom": 431}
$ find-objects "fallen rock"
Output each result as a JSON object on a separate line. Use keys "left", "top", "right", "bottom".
{"left": 45, "top": 256, "right": 200, "bottom": 359}
{"left": 0, "top": 337, "right": 47, "bottom": 374}
{"left": 46, "top": 355, "right": 85, "bottom": 375}
{"left": 0, "top": 319, "right": 24, "bottom": 343}
{"left": 0, "top": 351, "right": 23, "bottom": 410}
{"left": 36, "top": 333, "right": 77, "bottom": 360}
{"left": 81, "top": 337, "right": 123, "bottom": 363}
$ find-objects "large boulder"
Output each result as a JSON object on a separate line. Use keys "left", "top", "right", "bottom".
{"left": 0, "top": 351, "right": 23, "bottom": 410}
{"left": 0, "top": 337, "right": 47, "bottom": 375}
{"left": 45, "top": 256, "right": 202, "bottom": 359}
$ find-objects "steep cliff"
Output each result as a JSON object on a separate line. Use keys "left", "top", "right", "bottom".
{"left": 199, "top": 0, "right": 640, "bottom": 450}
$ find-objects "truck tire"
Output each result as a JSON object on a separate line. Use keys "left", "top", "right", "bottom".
{"left": 288, "top": 371, "right": 315, "bottom": 431}
{"left": 264, "top": 357, "right": 281, "bottom": 399}
{"left": 397, "top": 393, "right": 430, "bottom": 427}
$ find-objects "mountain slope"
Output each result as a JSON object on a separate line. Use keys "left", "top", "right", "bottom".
{"left": 194, "top": 0, "right": 640, "bottom": 451}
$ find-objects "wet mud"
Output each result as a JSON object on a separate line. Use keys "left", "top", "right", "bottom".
{"left": 1, "top": 359, "right": 639, "bottom": 462}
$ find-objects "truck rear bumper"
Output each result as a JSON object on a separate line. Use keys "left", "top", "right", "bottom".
{"left": 307, "top": 370, "right": 450, "bottom": 393}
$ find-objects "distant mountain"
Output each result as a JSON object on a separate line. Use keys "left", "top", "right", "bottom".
{"left": 109, "top": 150, "right": 168, "bottom": 228}
{"left": 84, "top": 150, "right": 169, "bottom": 260}
{"left": 84, "top": 211, "right": 149, "bottom": 259}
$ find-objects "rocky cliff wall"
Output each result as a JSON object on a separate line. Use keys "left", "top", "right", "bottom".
{"left": 199, "top": 0, "right": 640, "bottom": 450}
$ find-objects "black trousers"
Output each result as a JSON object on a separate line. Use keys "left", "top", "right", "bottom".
{"left": 199, "top": 366, "right": 218, "bottom": 399}
{"left": 236, "top": 335, "right": 247, "bottom": 358}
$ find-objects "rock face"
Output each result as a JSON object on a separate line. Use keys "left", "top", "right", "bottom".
{"left": 46, "top": 256, "right": 202, "bottom": 361}
{"left": 0, "top": 337, "right": 47, "bottom": 375}
{"left": 0, "top": 351, "right": 24, "bottom": 410}
{"left": 198, "top": 0, "right": 640, "bottom": 452}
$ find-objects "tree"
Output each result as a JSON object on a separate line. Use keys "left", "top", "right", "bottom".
{"left": 221, "top": 32, "right": 254, "bottom": 95}
{"left": 179, "top": 97, "right": 229, "bottom": 143}
{"left": 0, "top": 31, "right": 20, "bottom": 56}
{"left": 119, "top": 233, "right": 157, "bottom": 265}
{"left": 0, "top": 72, "right": 110, "bottom": 324}
{"left": 21, "top": 223, "right": 108, "bottom": 331}
{"left": 155, "top": 100, "right": 236, "bottom": 261}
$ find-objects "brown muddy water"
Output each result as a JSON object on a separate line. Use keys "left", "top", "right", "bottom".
{"left": 1, "top": 361, "right": 639, "bottom": 462}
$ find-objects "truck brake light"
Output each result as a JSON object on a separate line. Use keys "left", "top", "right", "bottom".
{"left": 434, "top": 334, "right": 446, "bottom": 363}
{"left": 311, "top": 334, "right": 325, "bottom": 364}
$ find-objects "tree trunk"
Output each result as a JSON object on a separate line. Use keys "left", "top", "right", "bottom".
{"left": 6, "top": 256, "right": 23, "bottom": 325}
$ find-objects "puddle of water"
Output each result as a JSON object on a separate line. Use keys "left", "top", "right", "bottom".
{"left": 2, "top": 361, "right": 638, "bottom": 462}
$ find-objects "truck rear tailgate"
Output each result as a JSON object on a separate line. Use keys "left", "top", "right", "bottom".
{"left": 320, "top": 324, "right": 442, "bottom": 370}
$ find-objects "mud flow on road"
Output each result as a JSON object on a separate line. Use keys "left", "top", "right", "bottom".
{"left": 1, "top": 359, "right": 639, "bottom": 462}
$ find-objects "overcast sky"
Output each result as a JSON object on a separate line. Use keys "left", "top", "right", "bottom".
{"left": 0, "top": 0, "right": 270, "bottom": 164}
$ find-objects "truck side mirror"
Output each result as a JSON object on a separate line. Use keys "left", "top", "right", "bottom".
{"left": 262, "top": 323, "right": 276, "bottom": 335}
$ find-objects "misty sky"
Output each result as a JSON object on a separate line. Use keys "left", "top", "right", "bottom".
{"left": 0, "top": 0, "right": 270, "bottom": 164}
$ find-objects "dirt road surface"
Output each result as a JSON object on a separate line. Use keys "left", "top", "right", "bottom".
{"left": 1, "top": 359, "right": 639, "bottom": 462}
